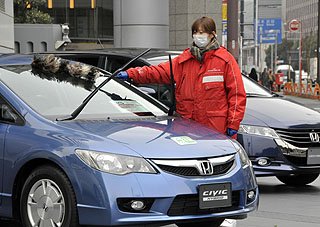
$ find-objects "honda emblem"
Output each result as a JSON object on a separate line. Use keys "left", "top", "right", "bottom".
{"left": 309, "top": 132, "right": 320, "bottom": 143}
{"left": 199, "top": 161, "right": 214, "bottom": 175}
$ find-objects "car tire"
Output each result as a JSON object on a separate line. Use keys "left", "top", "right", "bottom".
{"left": 176, "top": 219, "right": 224, "bottom": 227}
{"left": 276, "top": 173, "right": 320, "bottom": 186}
{"left": 20, "top": 165, "right": 79, "bottom": 227}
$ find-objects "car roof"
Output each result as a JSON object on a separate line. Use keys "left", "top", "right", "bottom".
{"left": 0, "top": 48, "right": 183, "bottom": 66}
{"left": 0, "top": 54, "right": 34, "bottom": 65}
{"left": 276, "top": 64, "right": 294, "bottom": 71}
{"left": 93, "top": 48, "right": 183, "bottom": 59}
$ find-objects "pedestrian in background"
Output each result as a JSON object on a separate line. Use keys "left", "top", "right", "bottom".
{"left": 261, "top": 68, "right": 269, "bottom": 87}
{"left": 268, "top": 69, "right": 275, "bottom": 91}
{"left": 249, "top": 68, "right": 258, "bottom": 82}
{"left": 116, "top": 16, "right": 246, "bottom": 138}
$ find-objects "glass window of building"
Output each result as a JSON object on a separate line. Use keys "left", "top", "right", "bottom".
{"left": 40, "top": 0, "right": 113, "bottom": 42}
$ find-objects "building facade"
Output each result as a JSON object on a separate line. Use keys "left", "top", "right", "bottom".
{"left": 0, "top": 0, "right": 14, "bottom": 53}
{"left": 14, "top": 24, "right": 62, "bottom": 53}
{"left": 14, "top": 0, "right": 223, "bottom": 51}
{"left": 113, "top": 0, "right": 169, "bottom": 49}
{"left": 169, "top": 0, "right": 222, "bottom": 50}
{"left": 285, "top": 0, "right": 318, "bottom": 78}
{"left": 241, "top": 0, "right": 282, "bottom": 73}
{"left": 285, "top": 0, "right": 318, "bottom": 37}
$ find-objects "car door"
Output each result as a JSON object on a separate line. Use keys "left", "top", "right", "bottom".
{"left": 0, "top": 124, "right": 7, "bottom": 206}
{"left": 0, "top": 96, "right": 10, "bottom": 205}
{"left": 0, "top": 94, "right": 24, "bottom": 206}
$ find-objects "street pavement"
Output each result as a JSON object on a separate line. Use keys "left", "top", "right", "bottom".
{"left": 1, "top": 94, "right": 320, "bottom": 227}
{"left": 236, "top": 176, "right": 320, "bottom": 227}
{"left": 280, "top": 92, "right": 320, "bottom": 112}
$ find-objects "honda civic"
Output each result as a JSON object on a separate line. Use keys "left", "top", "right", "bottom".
{"left": 0, "top": 54, "right": 258, "bottom": 227}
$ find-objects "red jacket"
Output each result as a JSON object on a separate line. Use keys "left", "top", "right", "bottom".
{"left": 127, "top": 47, "right": 246, "bottom": 134}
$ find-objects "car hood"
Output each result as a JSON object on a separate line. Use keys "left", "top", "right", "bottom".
{"left": 57, "top": 117, "right": 236, "bottom": 159}
{"left": 244, "top": 97, "right": 320, "bottom": 128}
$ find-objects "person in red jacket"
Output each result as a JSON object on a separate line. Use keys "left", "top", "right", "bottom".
{"left": 117, "top": 16, "right": 246, "bottom": 138}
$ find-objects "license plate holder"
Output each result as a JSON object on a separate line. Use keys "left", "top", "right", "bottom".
{"left": 198, "top": 183, "right": 232, "bottom": 209}
{"left": 307, "top": 148, "right": 320, "bottom": 165}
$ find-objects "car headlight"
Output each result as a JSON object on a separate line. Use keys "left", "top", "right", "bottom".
{"left": 239, "top": 125, "right": 279, "bottom": 139}
{"left": 75, "top": 149, "right": 157, "bottom": 175}
{"left": 231, "top": 140, "right": 251, "bottom": 168}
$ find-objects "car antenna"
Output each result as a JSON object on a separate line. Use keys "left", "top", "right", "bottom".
{"left": 57, "top": 48, "right": 151, "bottom": 121}
{"left": 168, "top": 54, "right": 176, "bottom": 116}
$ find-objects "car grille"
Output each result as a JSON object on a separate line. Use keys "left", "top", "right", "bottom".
{"left": 274, "top": 128, "right": 320, "bottom": 148}
{"left": 157, "top": 160, "right": 234, "bottom": 177}
{"left": 167, "top": 191, "right": 241, "bottom": 216}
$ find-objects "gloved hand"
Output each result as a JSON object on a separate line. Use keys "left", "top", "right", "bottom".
{"left": 227, "top": 128, "right": 238, "bottom": 137}
{"left": 116, "top": 71, "right": 129, "bottom": 80}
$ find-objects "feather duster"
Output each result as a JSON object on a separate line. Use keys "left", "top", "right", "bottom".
{"left": 31, "top": 54, "right": 103, "bottom": 91}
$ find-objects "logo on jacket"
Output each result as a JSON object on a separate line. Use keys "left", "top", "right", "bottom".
{"left": 208, "top": 68, "right": 221, "bottom": 72}
{"left": 309, "top": 132, "right": 320, "bottom": 143}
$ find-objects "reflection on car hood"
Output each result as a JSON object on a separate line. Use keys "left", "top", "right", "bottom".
{"left": 244, "top": 97, "right": 320, "bottom": 128}
{"left": 57, "top": 117, "right": 236, "bottom": 159}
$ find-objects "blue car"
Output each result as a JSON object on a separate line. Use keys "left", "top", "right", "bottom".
{"left": 1, "top": 50, "right": 320, "bottom": 186}
{"left": 0, "top": 55, "right": 258, "bottom": 227}
{"left": 238, "top": 77, "right": 320, "bottom": 185}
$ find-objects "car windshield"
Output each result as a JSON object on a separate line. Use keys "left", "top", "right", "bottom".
{"left": 242, "top": 75, "right": 272, "bottom": 97}
{"left": 0, "top": 65, "right": 166, "bottom": 120}
{"left": 147, "top": 55, "right": 180, "bottom": 66}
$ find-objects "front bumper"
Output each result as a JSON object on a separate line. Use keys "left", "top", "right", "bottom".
{"left": 238, "top": 134, "right": 320, "bottom": 176}
{"left": 72, "top": 156, "right": 258, "bottom": 226}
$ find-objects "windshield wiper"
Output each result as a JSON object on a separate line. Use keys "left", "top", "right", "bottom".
{"left": 246, "top": 93, "right": 269, "bottom": 97}
{"left": 57, "top": 48, "right": 151, "bottom": 121}
{"left": 271, "top": 92, "right": 282, "bottom": 97}
{"left": 168, "top": 54, "right": 176, "bottom": 116}
{"left": 98, "top": 88, "right": 126, "bottom": 100}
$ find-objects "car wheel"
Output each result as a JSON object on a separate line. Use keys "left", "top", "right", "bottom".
{"left": 176, "top": 219, "right": 224, "bottom": 227}
{"left": 20, "top": 165, "right": 79, "bottom": 227}
{"left": 276, "top": 173, "right": 320, "bottom": 186}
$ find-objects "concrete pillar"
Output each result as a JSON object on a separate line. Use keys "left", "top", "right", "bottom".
{"left": 227, "top": 0, "right": 239, "bottom": 61}
{"left": 113, "top": 0, "right": 169, "bottom": 48}
{"left": 0, "top": 0, "right": 14, "bottom": 53}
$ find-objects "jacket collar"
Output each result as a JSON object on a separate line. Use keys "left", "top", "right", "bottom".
{"left": 178, "top": 48, "right": 222, "bottom": 64}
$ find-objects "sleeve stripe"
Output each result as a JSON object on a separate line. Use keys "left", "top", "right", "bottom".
{"left": 229, "top": 60, "right": 238, "bottom": 125}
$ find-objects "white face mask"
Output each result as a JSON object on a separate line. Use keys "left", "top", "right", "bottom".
{"left": 193, "top": 34, "right": 210, "bottom": 48}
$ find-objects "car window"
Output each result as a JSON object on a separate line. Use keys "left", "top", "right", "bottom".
{"left": 0, "top": 65, "right": 167, "bottom": 120}
{"left": 105, "top": 56, "right": 146, "bottom": 73}
{"left": 59, "top": 54, "right": 104, "bottom": 68}
{"left": 0, "top": 95, "right": 23, "bottom": 124}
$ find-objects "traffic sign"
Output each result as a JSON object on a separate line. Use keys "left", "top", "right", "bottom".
{"left": 289, "top": 19, "right": 300, "bottom": 32}
{"left": 257, "top": 18, "right": 282, "bottom": 44}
